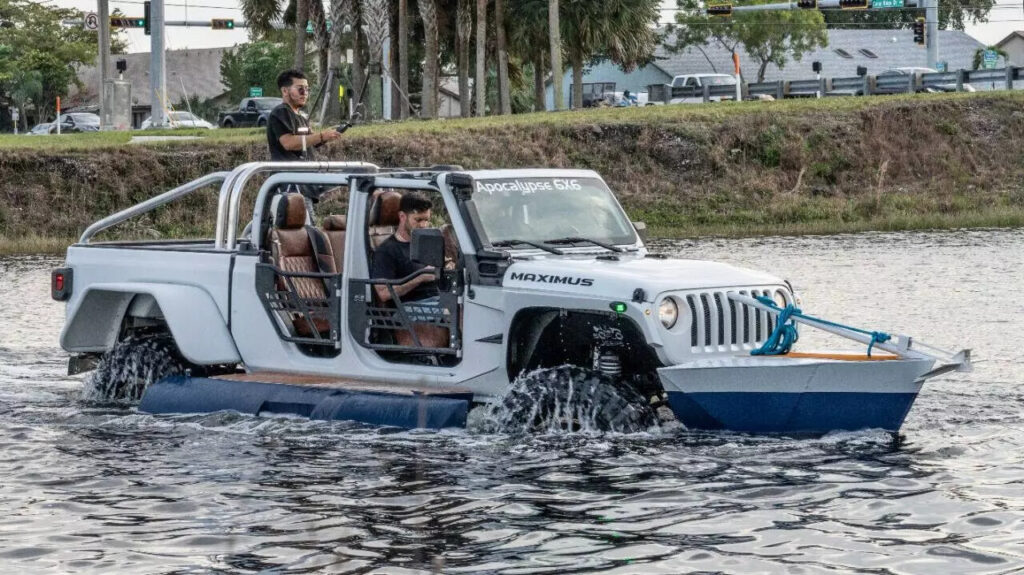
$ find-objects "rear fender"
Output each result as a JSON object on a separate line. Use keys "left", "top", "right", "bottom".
{"left": 60, "top": 283, "right": 241, "bottom": 365}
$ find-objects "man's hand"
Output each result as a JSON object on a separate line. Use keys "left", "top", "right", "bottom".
{"left": 320, "top": 129, "right": 342, "bottom": 144}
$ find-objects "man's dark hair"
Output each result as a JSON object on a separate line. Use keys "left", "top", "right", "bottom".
{"left": 400, "top": 192, "right": 432, "bottom": 214}
{"left": 277, "top": 69, "right": 306, "bottom": 89}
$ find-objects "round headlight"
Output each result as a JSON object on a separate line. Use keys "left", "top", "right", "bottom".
{"left": 773, "top": 290, "right": 788, "bottom": 308}
{"left": 658, "top": 298, "right": 679, "bottom": 329}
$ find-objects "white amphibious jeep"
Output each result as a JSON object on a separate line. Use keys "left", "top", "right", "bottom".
{"left": 54, "top": 162, "right": 798, "bottom": 431}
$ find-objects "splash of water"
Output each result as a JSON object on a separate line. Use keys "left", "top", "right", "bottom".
{"left": 83, "top": 334, "right": 184, "bottom": 403}
{"left": 477, "top": 365, "right": 659, "bottom": 435}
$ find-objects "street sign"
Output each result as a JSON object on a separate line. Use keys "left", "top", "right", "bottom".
{"left": 872, "top": 0, "right": 904, "bottom": 8}
{"left": 983, "top": 49, "right": 999, "bottom": 69}
{"left": 249, "top": 86, "right": 263, "bottom": 97}
{"left": 83, "top": 11, "right": 99, "bottom": 30}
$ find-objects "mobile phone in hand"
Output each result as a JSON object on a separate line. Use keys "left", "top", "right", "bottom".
{"left": 336, "top": 123, "right": 352, "bottom": 134}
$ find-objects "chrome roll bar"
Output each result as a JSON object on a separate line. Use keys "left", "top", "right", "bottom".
{"left": 251, "top": 172, "right": 366, "bottom": 251}
{"left": 216, "top": 161, "right": 379, "bottom": 250}
{"left": 79, "top": 172, "right": 230, "bottom": 244}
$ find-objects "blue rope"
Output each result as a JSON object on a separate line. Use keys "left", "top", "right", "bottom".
{"left": 751, "top": 296, "right": 892, "bottom": 357}
{"left": 751, "top": 299, "right": 801, "bottom": 355}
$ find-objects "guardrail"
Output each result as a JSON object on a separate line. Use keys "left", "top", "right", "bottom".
{"left": 646, "top": 66, "right": 1023, "bottom": 104}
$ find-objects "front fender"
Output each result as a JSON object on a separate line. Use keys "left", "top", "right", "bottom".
{"left": 60, "top": 282, "right": 241, "bottom": 365}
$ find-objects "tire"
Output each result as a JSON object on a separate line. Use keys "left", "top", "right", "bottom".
{"left": 493, "top": 366, "right": 658, "bottom": 433}
{"left": 222, "top": 120, "right": 234, "bottom": 128}
{"left": 85, "top": 332, "right": 186, "bottom": 403}
{"left": 257, "top": 118, "right": 266, "bottom": 128}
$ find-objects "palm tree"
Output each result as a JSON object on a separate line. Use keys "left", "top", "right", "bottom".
{"left": 294, "top": 0, "right": 308, "bottom": 69}
{"left": 495, "top": 0, "right": 511, "bottom": 114}
{"left": 456, "top": 0, "right": 473, "bottom": 117}
{"left": 506, "top": 0, "right": 548, "bottom": 111}
{"left": 561, "top": 0, "right": 659, "bottom": 109}
{"left": 548, "top": 0, "right": 563, "bottom": 111}
{"left": 475, "top": 0, "right": 488, "bottom": 116}
{"left": 418, "top": 0, "right": 440, "bottom": 119}
{"left": 398, "top": 0, "right": 409, "bottom": 119}
{"left": 361, "top": 0, "right": 389, "bottom": 120}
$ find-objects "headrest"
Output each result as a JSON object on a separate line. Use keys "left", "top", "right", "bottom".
{"left": 270, "top": 193, "right": 307, "bottom": 230}
{"left": 323, "top": 214, "right": 346, "bottom": 231}
{"left": 368, "top": 190, "right": 403, "bottom": 227}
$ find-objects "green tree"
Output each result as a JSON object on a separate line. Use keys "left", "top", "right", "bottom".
{"left": 822, "top": 0, "right": 994, "bottom": 32}
{"left": 670, "top": 0, "right": 828, "bottom": 83}
{"left": 219, "top": 41, "right": 292, "bottom": 101}
{"left": 0, "top": 0, "right": 104, "bottom": 121}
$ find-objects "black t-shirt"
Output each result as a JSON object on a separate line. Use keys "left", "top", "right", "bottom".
{"left": 266, "top": 103, "right": 314, "bottom": 161}
{"left": 371, "top": 235, "right": 439, "bottom": 302}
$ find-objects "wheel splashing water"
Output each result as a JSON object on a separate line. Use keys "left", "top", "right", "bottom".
{"left": 481, "top": 365, "right": 659, "bottom": 434}
{"left": 83, "top": 333, "right": 185, "bottom": 403}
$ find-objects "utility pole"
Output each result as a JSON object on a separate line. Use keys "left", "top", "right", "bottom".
{"left": 925, "top": 0, "right": 938, "bottom": 69}
{"left": 150, "top": 0, "right": 167, "bottom": 128}
{"left": 98, "top": 0, "right": 110, "bottom": 126}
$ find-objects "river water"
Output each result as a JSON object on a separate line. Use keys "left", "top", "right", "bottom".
{"left": 1, "top": 229, "right": 1022, "bottom": 574}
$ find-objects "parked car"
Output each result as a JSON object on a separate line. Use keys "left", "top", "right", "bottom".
{"left": 874, "top": 67, "right": 976, "bottom": 94}
{"left": 56, "top": 113, "right": 100, "bottom": 133}
{"left": 140, "top": 111, "right": 215, "bottom": 130}
{"left": 664, "top": 74, "right": 738, "bottom": 104}
{"left": 218, "top": 97, "right": 282, "bottom": 128}
{"left": 26, "top": 122, "right": 54, "bottom": 135}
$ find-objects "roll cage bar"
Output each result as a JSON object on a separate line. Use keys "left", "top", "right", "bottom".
{"left": 78, "top": 162, "right": 461, "bottom": 248}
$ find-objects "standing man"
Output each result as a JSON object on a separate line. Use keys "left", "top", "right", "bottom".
{"left": 267, "top": 69, "right": 342, "bottom": 161}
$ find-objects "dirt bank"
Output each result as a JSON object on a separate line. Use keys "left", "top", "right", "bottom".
{"left": 2, "top": 92, "right": 1023, "bottom": 253}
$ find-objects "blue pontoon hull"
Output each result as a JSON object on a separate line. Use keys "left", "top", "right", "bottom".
{"left": 658, "top": 355, "right": 936, "bottom": 434}
{"left": 140, "top": 374, "right": 472, "bottom": 429}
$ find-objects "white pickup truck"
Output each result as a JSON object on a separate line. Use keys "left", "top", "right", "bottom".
{"left": 53, "top": 162, "right": 967, "bottom": 433}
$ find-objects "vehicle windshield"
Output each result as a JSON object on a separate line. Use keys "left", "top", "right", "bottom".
{"left": 170, "top": 112, "right": 199, "bottom": 121}
{"left": 468, "top": 176, "right": 637, "bottom": 248}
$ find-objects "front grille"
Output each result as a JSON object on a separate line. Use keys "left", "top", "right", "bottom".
{"left": 684, "top": 289, "right": 781, "bottom": 352}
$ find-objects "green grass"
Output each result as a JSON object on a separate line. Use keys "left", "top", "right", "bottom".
{"left": 5, "top": 90, "right": 1020, "bottom": 152}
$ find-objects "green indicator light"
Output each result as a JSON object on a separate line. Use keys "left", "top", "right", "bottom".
{"left": 610, "top": 302, "right": 627, "bottom": 314}
{"left": 137, "top": 19, "right": 144, "bottom": 26}
{"left": 227, "top": 21, "right": 234, "bottom": 28}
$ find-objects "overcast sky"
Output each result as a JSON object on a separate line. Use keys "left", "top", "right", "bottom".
{"left": 48, "top": 0, "right": 1024, "bottom": 53}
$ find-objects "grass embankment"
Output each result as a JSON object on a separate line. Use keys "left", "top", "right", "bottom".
{"left": 2, "top": 92, "right": 1024, "bottom": 255}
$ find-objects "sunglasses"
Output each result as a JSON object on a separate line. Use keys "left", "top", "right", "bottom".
{"left": 292, "top": 86, "right": 309, "bottom": 95}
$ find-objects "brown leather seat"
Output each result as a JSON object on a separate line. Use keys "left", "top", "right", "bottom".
{"left": 322, "top": 214, "right": 346, "bottom": 273}
{"left": 367, "top": 189, "right": 402, "bottom": 249}
{"left": 268, "top": 193, "right": 336, "bottom": 337}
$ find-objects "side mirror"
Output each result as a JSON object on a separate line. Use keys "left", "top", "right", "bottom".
{"left": 411, "top": 228, "right": 445, "bottom": 271}
{"left": 632, "top": 221, "right": 648, "bottom": 242}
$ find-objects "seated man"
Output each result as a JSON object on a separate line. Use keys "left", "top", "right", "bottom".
{"left": 370, "top": 192, "right": 442, "bottom": 322}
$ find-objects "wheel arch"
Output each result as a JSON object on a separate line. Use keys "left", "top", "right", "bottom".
{"left": 60, "top": 283, "right": 240, "bottom": 365}
{"left": 506, "top": 307, "right": 660, "bottom": 382}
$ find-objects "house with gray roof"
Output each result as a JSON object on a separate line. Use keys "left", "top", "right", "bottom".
{"left": 546, "top": 29, "right": 985, "bottom": 109}
{"left": 68, "top": 47, "right": 231, "bottom": 127}
{"left": 996, "top": 31, "right": 1024, "bottom": 65}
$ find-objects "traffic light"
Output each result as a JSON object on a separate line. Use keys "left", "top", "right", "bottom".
{"left": 838, "top": 0, "right": 868, "bottom": 8}
{"left": 110, "top": 16, "right": 146, "bottom": 28}
{"left": 144, "top": 1, "right": 151, "bottom": 35}
{"left": 796, "top": 0, "right": 817, "bottom": 9}
{"left": 706, "top": 2, "right": 733, "bottom": 17}
{"left": 211, "top": 18, "right": 235, "bottom": 30}
{"left": 913, "top": 17, "right": 925, "bottom": 45}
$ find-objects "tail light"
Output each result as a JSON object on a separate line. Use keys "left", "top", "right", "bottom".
{"left": 52, "top": 268, "right": 72, "bottom": 301}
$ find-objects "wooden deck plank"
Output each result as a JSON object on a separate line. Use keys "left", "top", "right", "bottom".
{"left": 212, "top": 372, "right": 472, "bottom": 396}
